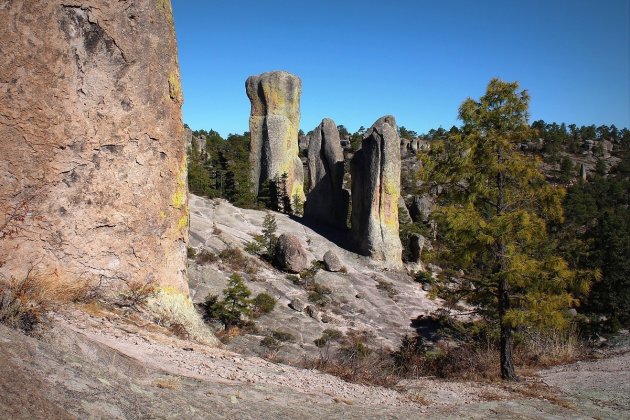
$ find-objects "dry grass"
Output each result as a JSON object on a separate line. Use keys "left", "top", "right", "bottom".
{"left": 0, "top": 269, "right": 96, "bottom": 332}
{"left": 219, "top": 248, "right": 259, "bottom": 275}
{"left": 504, "top": 382, "right": 575, "bottom": 410}
{"left": 154, "top": 376, "right": 181, "bottom": 390}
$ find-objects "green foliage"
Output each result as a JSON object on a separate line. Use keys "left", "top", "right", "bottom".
{"left": 559, "top": 156, "right": 575, "bottom": 184}
{"left": 251, "top": 293, "right": 276, "bottom": 317}
{"left": 314, "top": 328, "right": 344, "bottom": 347}
{"left": 271, "top": 330, "right": 295, "bottom": 342}
{"left": 559, "top": 155, "right": 630, "bottom": 329}
{"left": 260, "top": 336, "right": 281, "bottom": 351}
{"left": 420, "top": 78, "right": 584, "bottom": 379}
{"left": 202, "top": 274, "right": 252, "bottom": 330}
{"left": 186, "top": 130, "right": 256, "bottom": 207}
{"left": 186, "top": 246, "right": 196, "bottom": 259}
{"left": 261, "top": 213, "right": 278, "bottom": 257}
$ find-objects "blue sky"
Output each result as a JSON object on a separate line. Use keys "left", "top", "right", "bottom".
{"left": 172, "top": 0, "right": 630, "bottom": 137}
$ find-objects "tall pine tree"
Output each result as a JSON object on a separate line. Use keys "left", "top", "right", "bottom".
{"left": 421, "top": 79, "right": 588, "bottom": 380}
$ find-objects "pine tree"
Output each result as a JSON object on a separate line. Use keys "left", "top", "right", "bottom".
{"left": 210, "top": 273, "right": 252, "bottom": 330}
{"left": 420, "top": 79, "right": 587, "bottom": 380}
{"left": 261, "top": 212, "right": 278, "bottom": 257}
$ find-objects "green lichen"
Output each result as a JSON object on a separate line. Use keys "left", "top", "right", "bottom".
{"left": 170, "top": 159, "right": 187, "bottom": 209}
{"left": 177, "top": 214, "right": 188, "bottom": 231}
{"left": 147, "top": 288, "right": 220, "bottom": 346}
{"left": 168, "top": 66, "right": 183, "bottom": 104}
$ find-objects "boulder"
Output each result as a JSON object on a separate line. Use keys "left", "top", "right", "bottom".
{"left": 246, "top": 71, "right": 305, "bottom": 206}
{"left": 0, "top": 0, "right": 189, "bottom": 292}
{"left": 274, "top": 233, "right": 307, "bottom": 273}
{"left": 305, "top": 305, "right": 320, "bottom": 320}
{"left": 398, "top": 196, "right": 413, "bottom": 225}
{"left": 304, "top": 118, "right": 349, "bottom": 227}
{"left": 288, "top": 298, "right": 305, "bottom": 312}
{"left": 409, "top": 234, "right": 425, "bottom": 263}
{"left": 323, "top": 250, "right": 343, "bottom": 272}
{"left": 409, "top": 195, "right": 434, "bottom": 223}
{"left": 350, "top": 116, "right": 403, "bottom": 266}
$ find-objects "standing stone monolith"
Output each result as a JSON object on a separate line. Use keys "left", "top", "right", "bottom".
{"left": 246, "top": 71, "right": 305, "bottom": 207}
{"left": 350, "top": 116, "right": 403, "bottom": 266}
{"left": 0, "top": 1, "right": 190, "bottom": 293}
{"left": 304, "top": 118, "right": 349, "bottom": 228}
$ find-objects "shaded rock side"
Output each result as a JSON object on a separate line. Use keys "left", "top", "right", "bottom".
{"left": 350, "top": 116, "right": 403, "bottom": 266}
{"left": 0, "top": 1, "right": 189, "bottom": 292}
{"left": 304, "top": 118, "right": 349, "bottom": 227}
{"left": 246, "top": 71, "right": 305, "bottom": 204}
{"left": 274, "top": 233, "right": 307, "bottom": 273}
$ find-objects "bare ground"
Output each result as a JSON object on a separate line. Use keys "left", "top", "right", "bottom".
{"left": 1, "top": 309, "right": 628, "bottom": 419}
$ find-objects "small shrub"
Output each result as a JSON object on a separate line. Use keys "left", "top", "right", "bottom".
{"left": 245, "top": 237, "right": 264, "bottom": 255}
{"left": 271, "top": 330, "right": 295, "bottom": 342}
{"left": 308, "top": 283, "right": 332, "bottom": 307}
{"left": 117, "top": 279, "right": 157, "bottom": 310}
{"left": 251, "top": 293, "right": 276, "bottom": 317}
{"left": 260, "top": 336, "right": 281, "bottom": 351}
{"left": 219, "top": 248, "right": 257, "bottom": 274}
{"left": 0, "top": 270, "right": 94, "bottom": 332}
{"left": 414, "top": 270, "right": 433, "bottom": 284}
{"left": 195, "top": 249, "right": 218, "bottom": 265}
{"left": 286, "top": 274, "right": 301, "bottom": 285}
{"left": 376, "top": 280, "right": 398, "bottom": 298}
{"left": 187, "top": 246, "right": 197, "bottom": 259}
{"left": 314, "top": 328, "right": 344, "bottom": 347}
{"left": 200, "top": 274, "right": 251, "bottom": 330}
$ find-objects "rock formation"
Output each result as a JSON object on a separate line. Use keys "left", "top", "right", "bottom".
{"left": 323, "top": 250, "right": 343, "bottom": 272}
{"left": 246, "top": 71, "right": 305, "bottom": 206}
{"left": 274, "top": 233, "right": 307, "bottom": 273}
{"left": 0, "top": 1, "right": 189, "bottom": 292}
{"left": 304, "top": 118, "right": 349, "bottom": 227}
{"left": 409, "top": 195, "right": 434, "bottom": 223}
{"left": 350, "top": 116, "right": 403, "bottom": 266}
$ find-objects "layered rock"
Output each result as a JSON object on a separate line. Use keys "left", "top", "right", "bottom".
{"left": 304, "top": 118, "right": 349, "bottom": 228}
{"left": 0, "top": 1, "right": 189, "bottom": 292}
{"left": 350, "top": 116, "right": 403, "bottom": 266}
{"left": 246, "top": 71, "right": 305, "bottom": 205}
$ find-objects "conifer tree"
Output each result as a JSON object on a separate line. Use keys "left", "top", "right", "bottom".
{"left": 210, "top": 273, "right": 252, "bottom": 330}
{"left": 420, "top": 79, "right": 588, "bottom": 380}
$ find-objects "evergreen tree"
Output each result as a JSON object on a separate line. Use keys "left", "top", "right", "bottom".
{"left": 420, "top": 79, "right": 586, "bottom": 380}
{"left": 209, "top": 273, "right": 252, "bottom": 330}
{"left": 261, "top": 212, "right": 278, "bottom": 257}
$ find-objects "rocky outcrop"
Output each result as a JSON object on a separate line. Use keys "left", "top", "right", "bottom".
{"left": 274, "top": 233, "right": 307, "bottom": 273}
{"left": 0, "top": 1, "right": 189, "bottom": 292}
{"left": 409, "top": 195, "right": 434, "bottom": 223}
{"left": 304, "top": 118, "right": 349, "bottom": 227}
{"left": 409, "top": 234, "right": 425, "bottom": 264}
{"left": 246, "top": 71, "right": 305, "bottom": 206}
{"left": 350, "top": 116, "right": 403, "bottom": 266}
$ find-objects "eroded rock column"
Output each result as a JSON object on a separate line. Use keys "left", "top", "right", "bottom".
{"left": 350, "top": 116, "right": 403, "bottom": 266}
{"left": 304, "top": 118, "right": 349, "bottom": 228}
{"left": 246, "top": 71, "right": 305, "bottom": 205}
{"left": 0, "top": 0, "right": 189, "bottom": 292}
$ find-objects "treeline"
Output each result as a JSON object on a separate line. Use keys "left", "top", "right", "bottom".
{"left": 187, "top": 129, "right": 256, "bottom": 208}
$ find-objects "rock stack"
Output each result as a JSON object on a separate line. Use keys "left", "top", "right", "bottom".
{"left": 350, "top": 116, "right": 403, "bottom": 266}
{"left": 304, "top": 118, "right": 349, "bottom": 228}
{"left": 246, "top": 71, "right": 305, "bottom": 205}
{"left": 0, "top": 0, "right": 190, "bottom": 292}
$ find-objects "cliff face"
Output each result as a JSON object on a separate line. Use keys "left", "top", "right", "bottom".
{"left": 0, "top": 0, "right": 189, "bottom": 292}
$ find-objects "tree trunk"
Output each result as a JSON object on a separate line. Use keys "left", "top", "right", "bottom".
{"left": 496, "top": 150, "right": 518, "bottom": 381}
{"left": 499, "top": 273, "right": 518, "bottom": 380}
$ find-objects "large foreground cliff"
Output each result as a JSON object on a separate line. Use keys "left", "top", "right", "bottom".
{"left": 0, "top": 0, "right": 189, "bottom": 291}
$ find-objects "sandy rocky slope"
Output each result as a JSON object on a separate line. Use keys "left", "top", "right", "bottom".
{"left": 0, "top": 194, "right": 628, "bottom": 419}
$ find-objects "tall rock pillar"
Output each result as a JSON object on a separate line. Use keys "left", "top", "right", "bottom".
{"left": 246, "top": 71, "right": 305, "bottom": 206}
{"left": 304, "top": 118, "right": 348, "bottom": 228}
{"left": 0, "top": 1, "right": 189, "bottom": 292}
{"left": 350, "top": 116, "right": 403, "bottom": 266}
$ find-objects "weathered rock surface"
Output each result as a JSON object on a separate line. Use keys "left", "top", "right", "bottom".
{"left": 0, "top": 0, "right": 189, "bottom": 292}
{"left": 274, "top": 233, "right": 307, "bottom": 273}
{"left": 289, "top": 298, "right": 306, "bottom": 312}
{"left": 323, "top": 250, "right": 343, "bottom": 272}
{"left": 246, "top": 71, "right": 305, "bottom": 205}
{"left": 409, "top": 234, "right": 425, "bottom": 263}
{"left": 304, "top": 118, "right": 349, "bottom": 227}
{"left": 409, "top": 194, "right": 434, "bottom": 223}
{"left": 350, "top": 116, "right": 403, "bottom": 266}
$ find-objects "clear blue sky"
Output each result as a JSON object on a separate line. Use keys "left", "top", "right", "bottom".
{"left": 172, "top": 0, "right": 630, "bottom": 137}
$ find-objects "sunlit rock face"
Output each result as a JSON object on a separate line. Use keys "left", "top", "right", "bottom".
{"left": 246, "top": 71, "right": 305, "bottom": 205}
{"left": 0, "top": 0, "right": 189, "bottom": 292}
{"left": 304, "top": 118, "right": 349, "bottom": 228}
{"left": 350, "top": 116, "right": 403, "bottom": 267}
